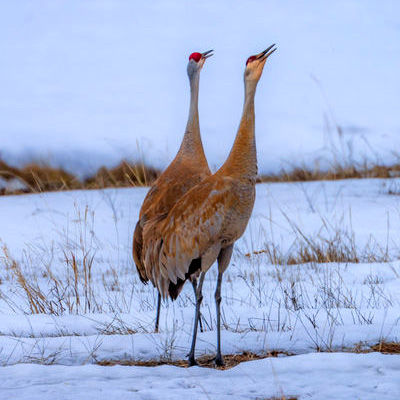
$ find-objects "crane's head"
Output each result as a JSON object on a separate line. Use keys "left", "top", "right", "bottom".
{"left": 187, "top": 50, "right": 214, "bottom": 77}
{"left": 245, "top": 44, "right": 276, "bottom": 82}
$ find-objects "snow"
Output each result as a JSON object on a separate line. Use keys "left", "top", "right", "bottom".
{"left": 0, "top": 179, "right": 400, "bottom": 398}
{"left": 1, "top": 1, "right": 400, "bottom": 175}
{"left": 1, "top": 353, "right": 400, "bottom": 400}
{"left": 0, "top": 177, "right": 27, "bottom": 194}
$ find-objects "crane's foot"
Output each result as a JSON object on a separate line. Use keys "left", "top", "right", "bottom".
{"left": 214, "top": 354, "right": 224, "bottom": 367}
{"left": 188, "top": 355, "right": 198, "bottom": 367}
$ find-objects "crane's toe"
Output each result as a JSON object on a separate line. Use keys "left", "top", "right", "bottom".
{"left": 188, "top": 356, "right": 198, "bottom": 367}
{"left": 215, "top": 354, "right": 225, "bottom": 367}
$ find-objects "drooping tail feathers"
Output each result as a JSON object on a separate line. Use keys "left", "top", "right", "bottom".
{"left": 132, "top": 219, "right": 148, "bottom": 284}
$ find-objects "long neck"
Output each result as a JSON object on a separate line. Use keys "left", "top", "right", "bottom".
{"left": 218, "top": 79, "right": 258, "bottom": 179}
{"left": 176, "top": 69, "right": 208, "bottom": 168}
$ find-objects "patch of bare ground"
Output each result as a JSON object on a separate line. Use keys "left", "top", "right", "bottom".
{"left": 97, "top": 343, "right": 400, "bottom": 371}
{"left": 96, "top": 351, "right": 293, "bottom": 370}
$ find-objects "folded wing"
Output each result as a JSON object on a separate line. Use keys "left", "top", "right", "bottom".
{"left": 143, "top": 177, "right": 234, "bottom": 298}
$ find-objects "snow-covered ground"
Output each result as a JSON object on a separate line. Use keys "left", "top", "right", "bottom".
{"left": 1, "top": 1, "right": 400, "bottom": 174}
{"left": 0, "top": 179, "right": 400, "bottom": 398}
{"left": 2, "top": 353, "right": 400, "bottom": 400}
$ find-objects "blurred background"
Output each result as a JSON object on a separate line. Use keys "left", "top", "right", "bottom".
{"left": 1, "top": 0, "right": 399, "bottom": 176}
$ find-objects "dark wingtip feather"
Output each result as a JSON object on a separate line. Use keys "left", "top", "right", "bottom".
{"left": 168, "top": 257, "right": 202, "bottom": 300}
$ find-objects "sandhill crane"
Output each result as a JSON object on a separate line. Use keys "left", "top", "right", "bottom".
{"left": 143, "top": 45, "right": 277, "bottom": 366}
{"left": 133, "top": 50, "right": 213, "bottom": 332}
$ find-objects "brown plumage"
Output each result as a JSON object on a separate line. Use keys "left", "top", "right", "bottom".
{"left": 143, "top": 45, "right": 277, "bottom": 366}
{"left": 132, "top": 50, "right": 213, "bottom": 330}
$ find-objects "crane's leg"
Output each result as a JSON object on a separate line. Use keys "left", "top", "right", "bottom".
{"left": 215, "top": 245, "right": 233, "bottom": 367}
{"left": 188, "top": 271, "right": 206, "bottom": 366}
{"left": 154, "top": 292, "right": 161, "bottom": 333}
{"left": 191, "top": 278, "right": 204, "bottom": 333}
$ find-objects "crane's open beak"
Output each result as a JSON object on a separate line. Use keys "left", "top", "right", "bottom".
{"left": 202, "top": 49, "right": 214, "bottom": 59}
{"left": 257, "top": 44, "right": 277, "bottom": 61}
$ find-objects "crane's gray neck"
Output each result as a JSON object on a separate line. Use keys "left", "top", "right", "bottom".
{"left": 176, "top": 66, "right": 208, "bottom": 167}
{"left": 185, "top": 68, "right": 200, "bottom": 138}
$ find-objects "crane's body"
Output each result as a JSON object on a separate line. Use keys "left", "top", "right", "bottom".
{"left": 132, "top": 51, "right": 213, "bottom": 331}
{"left": 143, "top": 171, "right": 255, "bottom": 297}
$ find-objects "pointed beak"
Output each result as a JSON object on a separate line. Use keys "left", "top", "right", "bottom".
{"left": 257, "top": 44, "right": 277, "bottom": 61}
{"left": 202, "top": 49, "right": 214, "bottom": 59}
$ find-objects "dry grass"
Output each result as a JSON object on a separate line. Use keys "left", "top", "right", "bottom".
{"left": 96, "top": 350, "right": 291, "bottom": 370}
{"left": 0, "top": 159, "right": 79, "bottom": 193}
{"left": 84, "top": 160, "right": 159, "bottom": 189}
{"left": 2, "top": 156, "right": 400, "bottom": 196}
{"left": 350, "top": 341, "right": 400, "bottom": 354}
{"left": 2, "top": 244, "right": 99, "bottom": 315}
{"left": 0, "top": 206, "right": 105, "bottom": 315}
{"left": 370, "top": 341, "right": 400, "bottom": 354}
{"left": 245, "top": 238, "right": 387, "bottom": 265}
{"left": 244, "top": 216, "right": 390, "bottom": 265}
{"left": 0, "top": 159, "right": 160, "bottom": 195}
{"left": 258, "top": 162, "right": 400, "bottom": 183}
{"left": 96, "top": 341, "right": 400, "bottom": 371}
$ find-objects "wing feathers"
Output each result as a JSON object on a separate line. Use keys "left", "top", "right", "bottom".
{"left": 140, "top": 176, "right": 235, "bottom": 298}
{"left": 142, "top": 178, "right": 235, "bottom": 297}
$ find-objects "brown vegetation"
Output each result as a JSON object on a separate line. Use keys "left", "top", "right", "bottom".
{"left": 95, "top": 340, "right": 400, "bottom": 386}
{"left": 1, "top": 244, "right": 99, "bottom": 315}
{"left": 97, "top": 341, "right": 400, "bottom": 371}
{"left": 2, "top": 157, "right": 400, "bottom": 196}
{"left": 258, "top": 162, "right": 400, "bottom": 183}
{"left": 97, "top": 350, "right": 292, "bottom": 370}
{"left": 84, "top": 160, "right": 159, "bottom": 189}
{"left": 351, "top": 341, "right": 400, "bottom": 354}
{"left": 244, "top": 222, "right": 389, "bottom": 265}
{"left": 0, "top": 159, "right": 160, "bottom": 195}
{"left": 370, "top": 341, "right": 400, "bottom": 354}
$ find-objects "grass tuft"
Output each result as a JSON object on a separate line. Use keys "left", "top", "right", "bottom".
{"left": 244, "top": 217, "right": 389, "bottom": 265}
{"left": 84, "top": 160, "right": 159, "bottom": 189}
{"left": 370, "top": 341, "right": 400, "bottom": 354}
{"left": 0, "top": 158, "right": 160, "bottom": 195}
{"left": 258, "top": 162, "right": 400, "bottom": 183}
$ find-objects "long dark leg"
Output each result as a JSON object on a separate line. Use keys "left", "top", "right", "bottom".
{"left": 191, "top": 278, "right": 204, "bottom": 333}
{"left": 214, "top": 271, "right": 224, "bottom": 365}
{"left": 155, "top": 292, "right": 161, "bottom": 333}
{"left": 215, "top": 245, "right": 233, "bottom": 366}
{"left": 188, "top": 272, "right": 206, "bottom": 366}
